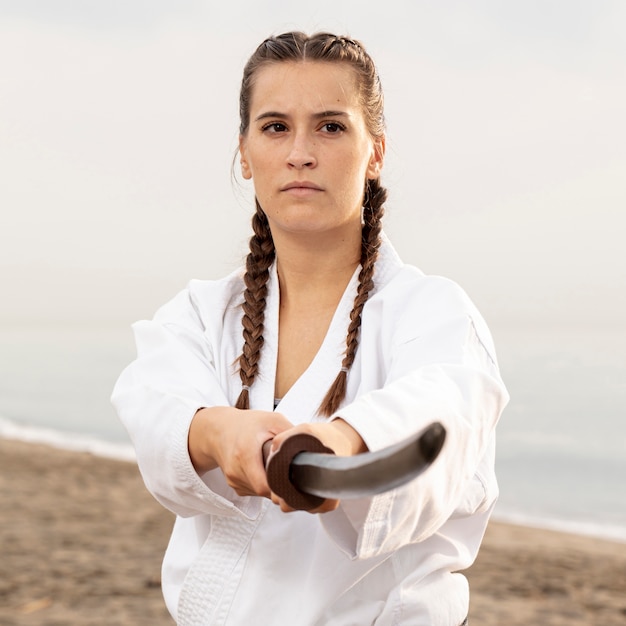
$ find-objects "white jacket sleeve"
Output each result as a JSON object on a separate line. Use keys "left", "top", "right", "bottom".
{"left": 111, "top": 284, "right": 262, "bottom": 521}
{"left": 321, "top": 276, "right": 509, "bottom": 559}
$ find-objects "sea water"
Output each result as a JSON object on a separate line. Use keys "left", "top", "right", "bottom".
{"left": 1, "top": 322, "right": 625, "bottom": 542}
{"left": 492, "top": 323, "right": 626, "bottom": 541}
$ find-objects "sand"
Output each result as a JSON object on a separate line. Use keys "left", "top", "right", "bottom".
{"left": 1, "top": 438, "right": 625, "bottom": 625}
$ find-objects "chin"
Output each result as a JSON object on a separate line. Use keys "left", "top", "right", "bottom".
{"left": 268, "top": 213, "right": 332, "bottom": 234}
{"left": 268, "top": 211, "right": 360, "bottom": 237}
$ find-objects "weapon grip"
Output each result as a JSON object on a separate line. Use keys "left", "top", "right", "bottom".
{"left": 264, "top": 433, "right": 334, "bottom": 511}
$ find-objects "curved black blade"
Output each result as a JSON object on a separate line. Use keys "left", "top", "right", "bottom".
{"left": 289, "top": 421, "right": 446, "bottom": 499}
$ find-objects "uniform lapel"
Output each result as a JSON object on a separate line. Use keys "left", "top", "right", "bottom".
{"left": 272, "top": 267, "right": 360, "bottom": 425}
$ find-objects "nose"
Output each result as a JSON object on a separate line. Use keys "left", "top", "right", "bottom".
{"left": 286, "top": 133, "right": 317, "bottom": 169}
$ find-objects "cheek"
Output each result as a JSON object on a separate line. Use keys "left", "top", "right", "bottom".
{"left": 341, "top": 151, "right": 371, "bottom": 192}
{"left": 250, "top": 148, "right": 280, "bottom": 177}
{"left": 248, "top": 157, "right": 279, "bottom": 205}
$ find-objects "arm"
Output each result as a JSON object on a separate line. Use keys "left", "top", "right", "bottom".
{"left": 111, "top": 283, "right": 291, "bottom": 519}
{"left": 189, "top": 406, "right": 292, "bottom": 498}
{"left": 266, "top": 417, "right": 368, "bottom": 513}
{"left": 319, "top": 283, "right": 509, "bottom": 558}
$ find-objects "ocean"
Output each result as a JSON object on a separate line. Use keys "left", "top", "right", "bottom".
{"left": 1, "top": 321, "right": 625, "bottom": 542}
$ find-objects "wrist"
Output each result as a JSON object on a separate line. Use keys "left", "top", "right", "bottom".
{"left": 330, "top": 418, "right": 368, "bottom": 456}
{"left": 188, "top": 406, "right": 230, "bottom": 473}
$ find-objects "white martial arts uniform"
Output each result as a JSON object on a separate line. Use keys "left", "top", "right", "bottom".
{"left": 112, "top": 236, "right": 509, "bottom": 625}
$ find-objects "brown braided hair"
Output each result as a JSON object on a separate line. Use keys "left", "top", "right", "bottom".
{"left": 235, "top": 32, "right": 387, "bottom": 415}
{"left": 318, "top": 178, "right": 387, "bottom": 416}
{"left": 235, "top": 200, "right": 275, "bottom": 409}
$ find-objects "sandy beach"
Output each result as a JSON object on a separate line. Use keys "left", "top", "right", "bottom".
{"left": 1, "top": 438, "right": 625, "bottom": 626}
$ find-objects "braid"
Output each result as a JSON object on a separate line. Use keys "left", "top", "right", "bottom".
{"left": 318, "top": 178, "right": 387, "bottom": 417}
{"left": 235, "top": 201, "right": 275, "bottom": 409}
{"left": 238, "top": 31, "right": 387, "bottom": 412}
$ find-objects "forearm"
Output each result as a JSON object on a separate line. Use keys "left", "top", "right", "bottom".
{"left": 330, "top": 418, "right": 369, "bottom": 455}
{"left": 321, "top": 362, "right": 508, "bottom": 557}
{"left": 188, "top": 406, "right": 237, "bottom": 474}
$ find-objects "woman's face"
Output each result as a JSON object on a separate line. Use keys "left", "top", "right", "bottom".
{"left": 239, "top": 61, "right": 384, "bottom": 237}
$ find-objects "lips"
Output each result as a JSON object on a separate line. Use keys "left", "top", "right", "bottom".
{"left": 280, "top": 181, "right": 324, "bottom": 191}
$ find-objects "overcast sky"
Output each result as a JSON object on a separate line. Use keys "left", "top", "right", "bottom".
{"left": 1, "top": 0, "right": 624, "bottom": 330}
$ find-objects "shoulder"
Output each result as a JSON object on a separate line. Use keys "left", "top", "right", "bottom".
{"left": 369, "top": 239, "right": 497, "bottom": 358}
{"left": 151, "top": 268, "right": 245, "bottom": 330}
{"left": 187, "top": 268, "right": 245, "bottom": 312}
{"left": 372, "top": 235, "right": 476, "bottom": 321}
{"left": 370, "top": 266, "right": 480, "bottom": 342}
{"left": 377, "top": 266, "right": 474, "bottom": 316}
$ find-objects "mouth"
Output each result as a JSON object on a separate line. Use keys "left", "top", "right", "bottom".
{"left": 280, "top": 181, "right": 324, "bottom": 192}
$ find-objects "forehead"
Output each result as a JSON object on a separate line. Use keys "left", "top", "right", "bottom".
{"left": 249, "top": 61, "right": 361, "bottom": 113}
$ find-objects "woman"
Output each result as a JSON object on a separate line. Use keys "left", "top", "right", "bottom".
{"left": 112, "top": 31, "right": 508, "bottom": 625}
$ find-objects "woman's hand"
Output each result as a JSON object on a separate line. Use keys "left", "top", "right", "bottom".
{"left": 188, "top": 406, "right": 293, "bottom": 498}
{"left": 267, "top": 418, "right": 368, "bottom": 514}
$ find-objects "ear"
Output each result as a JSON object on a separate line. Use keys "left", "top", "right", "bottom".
{"left": 366, "top": 135, "right": 385, "bottom": 180}
{"left": 239, "top": 134, "right": 252, "bottom": 180}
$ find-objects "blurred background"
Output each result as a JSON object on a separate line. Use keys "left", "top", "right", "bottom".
{"left": 1, "top": 0, "right": 624, "bottom": 539}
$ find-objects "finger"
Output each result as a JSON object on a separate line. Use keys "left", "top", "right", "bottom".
{"left": 269, "top": 490, "right": 339, "bottom": 514}
{"left": 230, "top": 479, "right": 271, "bottom": 498}
{"left": 232, "top": 485, "right": 256, "bottom": 497}
{"left": 309, "top": 498, "right": 340, "bottom": 514}
{"left": 246, "top": 457, "right": 272, "bottom": 498}
{"left": 270, "top": 493, "right": 297, "bottom": 513}
{"left": 269, "top": 411, "right": 295, "bottom": 431}
{"left": 225, "top": 472, "right": 254, "bottom": 496}
{"left": 225, "top": 462, "right": 270, "bottom": 498}
{"left": 269, "top": 423, "right": 314, "bottom": 451}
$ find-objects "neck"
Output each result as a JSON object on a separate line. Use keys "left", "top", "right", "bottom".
{"left": 272, "top": 227, "right": 362, "bottom": 302}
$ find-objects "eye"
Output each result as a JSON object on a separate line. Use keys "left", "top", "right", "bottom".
{"left": 320, "top": 122, "right": 346, "bottom": 134}
{"left": 261, "top": 122, "right": 288, "bottom": 134}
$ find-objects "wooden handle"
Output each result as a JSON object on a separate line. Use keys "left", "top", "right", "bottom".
{"left": 263, "top": 433, "right": 334, "bottom": 511}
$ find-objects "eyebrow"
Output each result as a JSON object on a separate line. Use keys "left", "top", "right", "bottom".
{"left": 253, "top": 110, "right": 349, "bottom": 122}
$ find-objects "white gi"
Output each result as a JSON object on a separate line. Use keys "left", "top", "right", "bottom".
{"left": 112, "top": 235, "right": 509, "bottom": 625}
